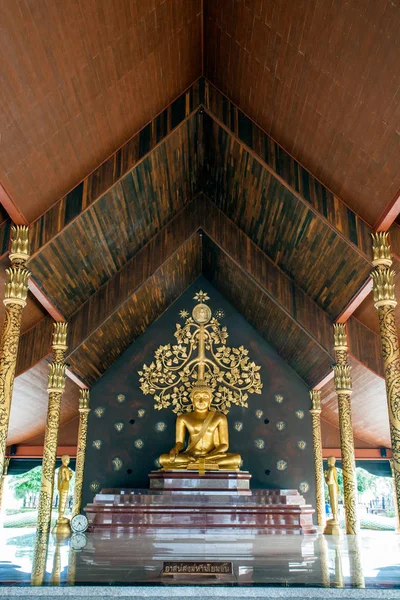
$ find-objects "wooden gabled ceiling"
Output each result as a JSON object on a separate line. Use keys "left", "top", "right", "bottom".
{"left": 2, "top": 2, "right": 400, "bottom": 451}
{"left": 204, "top": 0, "right": 400, "bottom": 227}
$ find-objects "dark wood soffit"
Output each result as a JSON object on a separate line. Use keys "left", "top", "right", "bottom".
{"left": 16, "top": 200, "right": 201, "bottom": 376}
{"left": 204, "top": 113, "right": 372, "bottom": 319}
{"left": 29, "top": 112, "right": 203, "bottom": 317}
{"left": 203, "top": 80, "right": 373, "bottom": 260}
{"left": 0, "top": 0, "right": 202, "bottom": 222}
{"left": 28, "top": 79, "right": 205, "bottom": 255}
{"left": 199, "top": 195, "right": 333, "bottom": 355}
{"left": 67, "top": 235, "right": 202, "bottom": 386}
{"left": 202, "top": 236, "right": 332, "bottom": 388}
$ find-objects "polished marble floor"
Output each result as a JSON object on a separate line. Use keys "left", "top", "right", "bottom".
{"left": 0, "top": 527, "right": 399, "bottom": 589}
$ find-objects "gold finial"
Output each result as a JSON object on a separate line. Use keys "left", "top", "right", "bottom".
{"left": 4, "top": 267, "right": 30, "bottom": 306}
{"left": 52, "top": 322, "right": 68, "bottom": 350}
{"left": 310, "top": 390, "right": 322, "bottom": 413}
{"left": 79, "top": 389, "right": 90, "bottom": 411}
{"left": 9, "top": 225, "right": 30, "bottom": 266}
{"left": 371, "top": 232, "right": 392, "bottom": 267}
{"left": 47, "top": 362, "right": 66, "bottom": 393}
{"left": 333, "top": 323, "right": 347, "bottom": 350}
{"left": 333, "top": 364, "right": 352, "bottom": 394}
{"left": 371, "top": 268, "right": 397, "bottom": 308}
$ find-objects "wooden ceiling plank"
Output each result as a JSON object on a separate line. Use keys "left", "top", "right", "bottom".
{"left": 67, "top": 236, "right": 203, "bottom": 386}
{"left": 16, "top": 201, "right": 201, "bottom": 377}
{"left": 199, "top": 195, "right": 334, "bottom": 357}
{"left": 204, "top": 112, "right": 372, "bottom": 319}
{"left": 203, "top": 80, "right": 373, "bottom": 261}
{"left": 28, "top": 80, "right": 204, "bottom": 257}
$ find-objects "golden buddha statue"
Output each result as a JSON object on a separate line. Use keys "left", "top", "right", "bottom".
{"left": 159, "top": 381, "right": 241, "bottom": 471}
{"left": 324, "top": 455, "right": 341, "bottom": 535}
{"left": 52, "top": 454, "right": 73, "bottom": 535}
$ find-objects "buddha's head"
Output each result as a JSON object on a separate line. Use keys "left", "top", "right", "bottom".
{"left": 61, "top": 454, "right": 70, "bottom": 467}
{"left": 327, "top": 456, "right": 336, "bottom": 467}
{"left": 190, "top": 381, "right": 213, "bottom": 412}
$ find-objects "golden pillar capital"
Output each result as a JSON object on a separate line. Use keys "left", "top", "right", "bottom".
{"left": 9, "top": 225, "right": 29, "bottom": 266}
{"left": 309, "top": 389, "right": 325, "bottom": 528}
{"left": 310, "top": 389, "right": 321, "bottom": 413}
{"left": 3, "top": 267, "right": 30, "bottom": 307}
{"left": 0, "top": 225, "right": 31, "bottom": 508}
{"left": 333, "top": 364, "right": 352, "bottom": 395}
{"left": 333, "top": 323, "right": 348, "bottom": 352}
{"left": 371, "top": 268, "right": 397, "bottom": 308}
{"left": 37, "top": 322, "right": 69, "bottom": 534}
{"left": 73, "top": 389, "right": 91, "bottom": 517}
{"left": 79, "top": 389, "right": 90, "bottom": 412}
{"left": 371, "top": 231, "right": 393, "bottom": 268}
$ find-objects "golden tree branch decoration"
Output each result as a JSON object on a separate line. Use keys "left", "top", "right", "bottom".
{"left": 139, "top": 292, "right": 263, "bottom": 414}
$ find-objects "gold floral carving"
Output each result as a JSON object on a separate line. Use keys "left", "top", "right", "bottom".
{"left": 333, "top": 323, "right": 347, "bottom": 350}
{"left": 371, "top": 268, "right": 397, "bottom": 307}
{"left": 9, "top": 225, "right": 29, "bottom": 264}
{"left": 72, "top": 389, "right": 90, "bottom": 517}
{"left": 0, "top": 226, "right": 30, "bottom": 503}
{"left": 371, "top": 232, "right": 392, "bottom": 268}
{"left": 332, "top": 323, "right": 359, "bottom": 534}
{"left": 309, "top": 390, "right": 325, "bottom": 528}
{"left": 139, "top": 291, "right": 263, "bottom": 414}
{"left": 333, "top": 364, "right": 352, "bottom": 394}
{"left": 37, "top": 322, "right": 68, "bottom": 533}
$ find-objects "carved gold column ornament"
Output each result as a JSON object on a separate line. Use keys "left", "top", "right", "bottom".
{"left": 333, "top": 323, "right": 360, "bottom": 534}
{"left": 31, "top": 532, "right": 49, "bottom": 586}
{"left": 390, "top": 459, "right": 400, "bottom": 534}
{"left": 72, "top": 389, "right": 90, "bottom": 517}
{"left": 37, "top": 323, "right": 68, "bottom": 534}
{"left": 309, "top": 390, "right": 325, "bottom": 529}
{"left": 0, "top": 457, "right": 10, "bottom": 512}
{"left": 0, "top": 226, "right": 30, "bottom": 493}
{"left": 371, "top": 232, "right": 400, "bottom": 521}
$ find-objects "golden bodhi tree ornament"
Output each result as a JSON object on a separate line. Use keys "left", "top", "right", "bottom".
{"left": 139, "top": 291, "right": 263, "bottom": 414}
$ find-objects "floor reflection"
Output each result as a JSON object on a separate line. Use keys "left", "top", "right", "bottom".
{"left": 0, "top": 528, "right": 398, "bottom": 587}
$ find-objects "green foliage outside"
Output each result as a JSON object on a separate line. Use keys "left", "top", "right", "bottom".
{"left": 8, "top": 465, "right": 42, "bottom": 500}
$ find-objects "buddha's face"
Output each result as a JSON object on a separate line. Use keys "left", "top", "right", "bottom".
{"left": 192, "top": 390, "right": 212, "bottom": 411}
{"left": 327, "top": 456, "right": 336, "bottom": 467}
{"left": 61, "top": 455, "right": 70, "bottom": 466}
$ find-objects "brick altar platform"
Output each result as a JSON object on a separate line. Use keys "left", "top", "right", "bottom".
{"left": 84, "top": 470, "right": 316, "bottom": 534}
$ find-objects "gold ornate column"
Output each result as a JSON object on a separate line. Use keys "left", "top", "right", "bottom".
{"left": 0, "top": 457, "right": 10, "bottom": 513}
{"left": 333, "top": 323, "right": 359, "bottom": 534}
{"left": 0, "top": 226, "right": 30, "bottom": 488}
{"left": 37, "top": 323, "right": 68, "bottom": 534}
{"left": 371, "top": 232, "right": 400, "bottom": 520}
{"left": 31, "top": 533, "right": 49, "bottom": 586}
{"left": 72, "top": 389, "right": 90, "bottom": 517}
{"left": 390, "top": 459, "right": 400, "bottom": 534}
{"left": 310, "top": 390, "right": 325, "bottom": 529}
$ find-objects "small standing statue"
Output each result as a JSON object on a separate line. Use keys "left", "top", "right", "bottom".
{"left": 324, "top": 455, "right": 341, "bottom": 535}
{"left": 52, "top": 455, "right": 73, "bottom": 535}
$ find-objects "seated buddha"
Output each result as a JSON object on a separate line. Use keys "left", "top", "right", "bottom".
{"left": 159, "top": 381, "right": 242, "bottom": 470}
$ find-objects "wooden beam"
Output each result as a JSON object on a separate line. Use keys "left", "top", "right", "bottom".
{"left": 375, "top": 187, "right": 400, "bottom": 231}
{"left": 336, "top": 279, "right": 373, "bottom": 323}
{"left": 322, "top": 448, "right": 392, "bottom": 460}
{"left": 6, "top": 445, "right": 76, "bottom": 458}
{"left": 0, "top": 182, "right": 28, "bottom": 225}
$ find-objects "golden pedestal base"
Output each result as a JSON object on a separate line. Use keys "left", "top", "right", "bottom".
{"left": 52, "top": 517, "right": 71, "bottom": 536}
{"left": 324, "top": 518, "right": 341, "bottom": 535}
